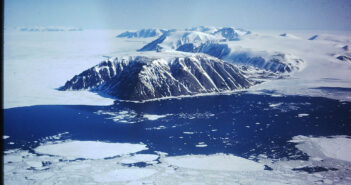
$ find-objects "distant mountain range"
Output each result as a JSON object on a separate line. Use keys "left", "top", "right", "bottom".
{"left": 138, "top": 27, "right": 303, "bottom": 73}
{"left": 17, "top": 27, "right": 83, "bottom": 32}
{"left": 60, "top": 26, "right": 305, "bottom": 101}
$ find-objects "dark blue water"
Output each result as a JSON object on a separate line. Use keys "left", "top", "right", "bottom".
{"left": 4, "top": 92, "right": 351, "bottom": 161}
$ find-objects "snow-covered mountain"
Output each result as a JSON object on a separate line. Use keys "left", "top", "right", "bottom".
{"left": 213, "top": 27, "right": 251, "bottom": 41}
{"left": 117, "top": 29, "right": 168, "bottom": 38}
{"left": 138, "top": 28, "right": 303, "bottom": 73}
{"left": 139, "top": 27, "right": 250, "bottom": 51}
{"left": 176, "top": 42, "right": 230, "bottom": 59}
{"left": 176, "top": 43, "right": 303, "bottom": 73}
{"left": 224, "top": 51, "right": 304, "bottom": 73}
{"left": 60, "top": 55, "right": 251, "bottom": 101}
{"left": 138, "top": 30, "right": 220, "bottom": 51}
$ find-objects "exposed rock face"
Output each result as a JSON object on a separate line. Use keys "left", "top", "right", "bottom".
{"left": 60, "top": 55, "right": 251, "bottom": 101}
{"left": 308, "top": 35, "right": 319, "bottom": 40}
{"left": 336, "top": 55, "right": 351, "bottom": 62}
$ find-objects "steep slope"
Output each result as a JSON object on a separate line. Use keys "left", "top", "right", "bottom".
{"left": 60, "top": 55, "right": 251, "bottom": 101}
{"left": 117, "top": 29, "right": 167, "bottom": 38}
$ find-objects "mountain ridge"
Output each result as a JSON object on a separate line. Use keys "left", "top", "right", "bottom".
{"left": 60, "top": 55, "right": 252, "bottom": 101}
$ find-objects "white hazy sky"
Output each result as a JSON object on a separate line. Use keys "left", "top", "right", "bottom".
{"left": 4, "top": 0, "right": 351, "bottom": 30}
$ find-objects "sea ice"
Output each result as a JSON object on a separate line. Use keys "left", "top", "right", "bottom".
{"left": 298, "top": 113, "right": 309, "bottom": 117}
{"left": 3, "top": 135, "right": 10, "bottom": 139}
{"left": 164, "top": 153, "right": 264, "bottom": 171}
{"left": 93, "top": 169, "right": 157, "bottom": 182}
{"left": 120, "top": 154, "right": 159, "bottom": 164}
{"left": 143, "top": 114, "right": 171, "bottom": 120}
{"left": 195, "top": 142, "right": 208, "bottom": 147}
{"left": 290, "top": 135, "right": 351, "bottom": 162}
{"left": 35, "top": 141, "right": 148, "bottom": 159}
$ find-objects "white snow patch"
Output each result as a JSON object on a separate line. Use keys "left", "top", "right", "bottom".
{"left": 3, "top": 135, "right": 10, "bottom": 139}
{"left": 35, "top": 141, "right": 148, "bottom": 159}
{"left": 164, "top": 153, "right": 264, "bottom": 171}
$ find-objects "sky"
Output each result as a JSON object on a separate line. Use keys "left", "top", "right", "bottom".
{"left": 4, "top": 0, "right": 351, "bottom": 30}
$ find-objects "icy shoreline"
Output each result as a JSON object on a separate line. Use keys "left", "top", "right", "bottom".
{"left": 4, "top": 135, "right": 351, "bottom": 184}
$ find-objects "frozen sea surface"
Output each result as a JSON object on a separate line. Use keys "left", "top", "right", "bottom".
{"left": 4, "top": 93, "right": 351, "bottom": 184}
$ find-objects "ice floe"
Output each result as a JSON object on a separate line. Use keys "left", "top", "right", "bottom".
{"left": 4, "top": 135, "right": 351, "bottom": 184}
{"left": 143, "top": 114, "right": 171, "bottom": 120}
{"left": 164, "top": 153, "right": 264, "bottom": 171}
{"left": 195, "top": 142, "right": 208, "bottom": 147}
{"left": 290, "top": 135, "right": 351, "bottom": 162}
{"left": 268, "top": 103, "right": 283, "bottom": 107}
{"left": 95, "top": 110, "right": 138, "bottom": 123}
{"left": 35, "top": 141, "right": 148, "bottom": 159}
{"left": 298, "top": 113, "right": 309, "bottom": 117}
{"left": 3, "top": 135, "right": 10, "bottom": 139}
